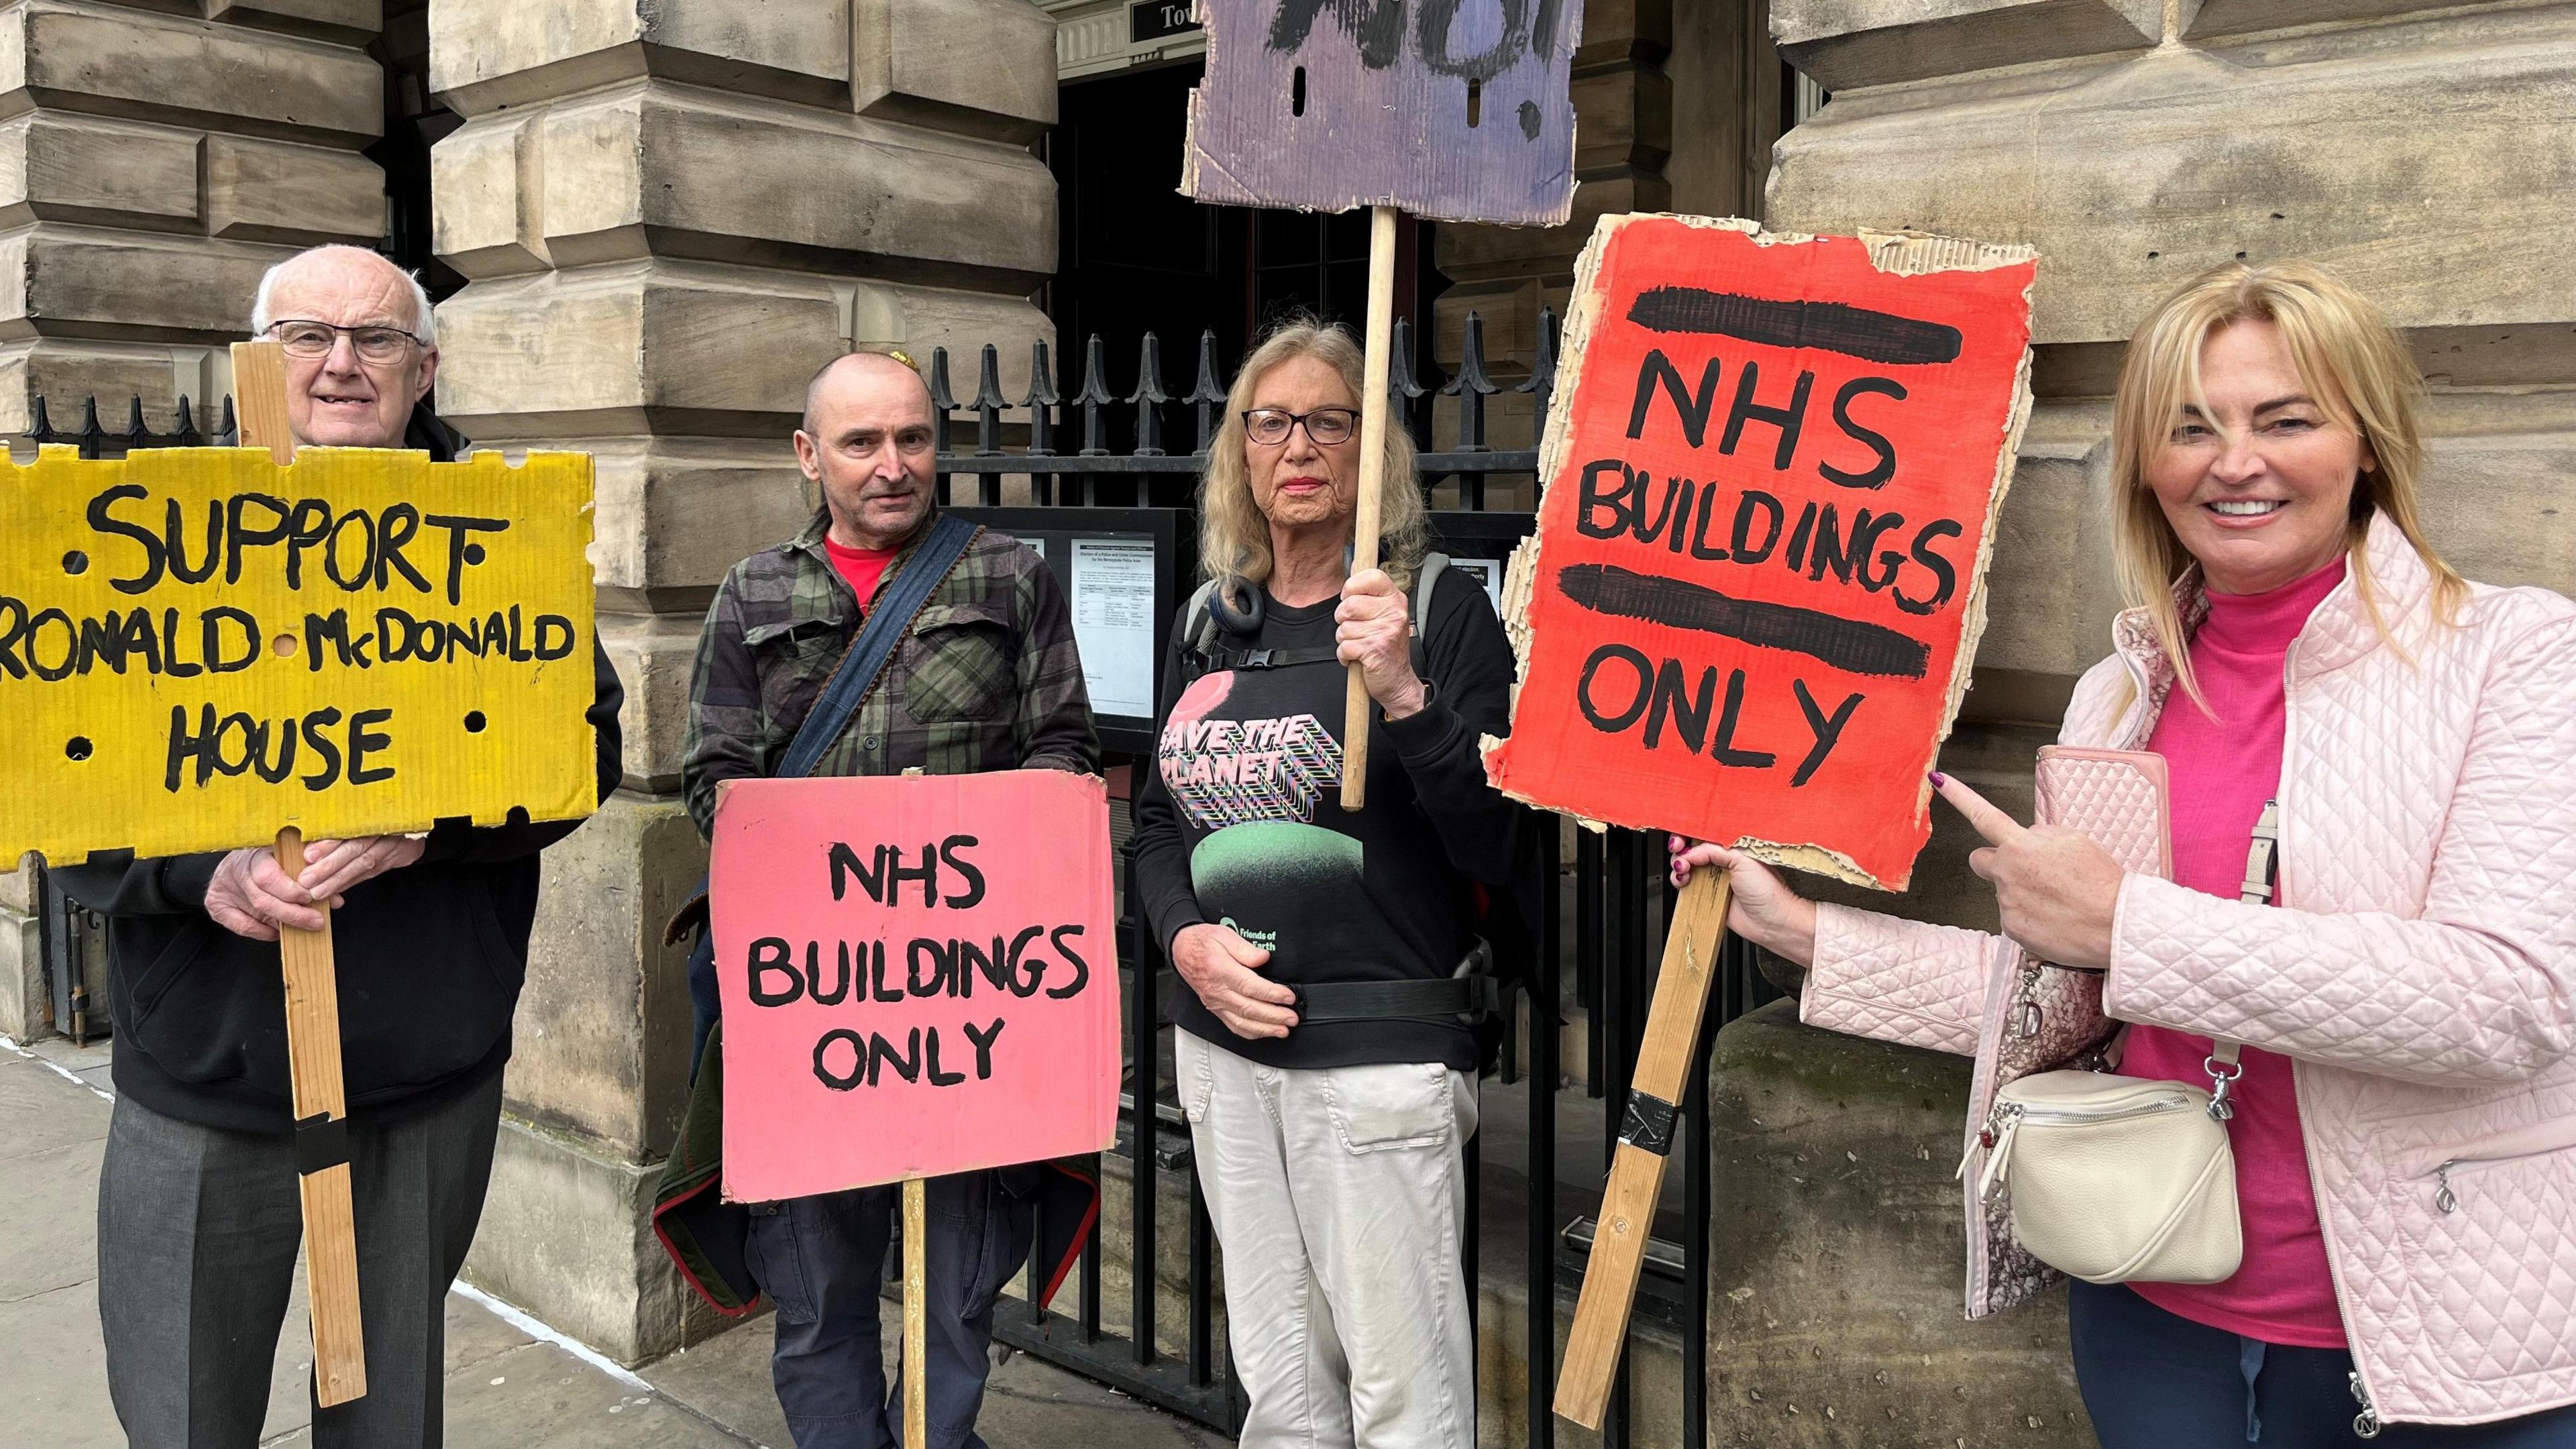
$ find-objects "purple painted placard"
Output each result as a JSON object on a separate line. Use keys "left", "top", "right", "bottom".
{"left": 1181, "top": 0, "right": 1585, "bottom": 227}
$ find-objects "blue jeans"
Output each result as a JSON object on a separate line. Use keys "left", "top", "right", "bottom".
{"left": 2070, "top": 1280, "right": 2576, "bottom": 1448}
{"left": 745, "top": 1170, "right": 1037, "bottom": 1449}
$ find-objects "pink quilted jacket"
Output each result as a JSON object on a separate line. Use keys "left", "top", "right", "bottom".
{"left": 1802, "top": 516, "right": 2576, "bottom": 1428}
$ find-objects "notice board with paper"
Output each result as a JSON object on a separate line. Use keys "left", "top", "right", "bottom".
{"left": 1484, "top": 216, "right": 2037, "bottom": 890}
{"left": 710, "top": 769, "right": 1122, "bottom": 1203}
{"left": 0, "top": 445, "right": 600, "bottom": 865}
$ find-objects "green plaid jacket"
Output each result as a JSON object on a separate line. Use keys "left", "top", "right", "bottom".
{"left": 683, "top": 509, "right": 1099, "bottom": 836}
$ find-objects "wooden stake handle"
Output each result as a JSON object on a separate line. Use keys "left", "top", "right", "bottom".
{"left": 1339, "top": 204, "right": 1401, "bottom": 812}
{"left": 1553, "top": 869, "right": 1732, "bottom": 1428}
{"left": 229, "top": 339, "right": 294, "bottom": 466}
{"left": 275, "top": 827, "right": 367, "bottom": 1406}
{"left": 904, "top": 1175, "right": 928, "bottom": 1449}
{"left": 232, "top": 344, "right": 368, "bottom": 1405}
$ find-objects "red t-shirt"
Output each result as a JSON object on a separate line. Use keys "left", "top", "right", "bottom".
{"left": 824, "top": 537, "right": 900, "bottom": 611}
{"left": 2125, "top": 556, "right": 2349, "bottom": 1348}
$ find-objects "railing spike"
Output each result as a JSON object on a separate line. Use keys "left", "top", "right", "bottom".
{"left": 1520, "top": 305, "right": 1560, "bottom": 449}
{"left": 28, "top": 394, "right": 50, "bottom": 443}
{"left": 218, "top": 394, "right": 237, "bottom": 446}
{"left": 1022, "top": 339, "right": 1061, "bottom": 410}
{"left": 926, "top": 346, "right": 959, "bottom": 413}
{"left": 174, "top": 394, "right": 196, "bottom": 443}
{"left": 125, "top": 394, "right": 148, "bottom": 441}
{"left": 1186, "top": 330, "right": 1226, "bottom": 455}
{"left": 1024, "top": 339, "right": 1058, "bottom": 497}
{"left": 1443, "top": 312, "right": 1497, "bottom": 454}
{"left": 973, "top": 343, "right": 1007, "bottom": 468}
{"left": 1129, "top": 332, "right": 1169, "bottom": 458}
{"left": 1076, "top": 334, "right": 1113, "bottom": 461}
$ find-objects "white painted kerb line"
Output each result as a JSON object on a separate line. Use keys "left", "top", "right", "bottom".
{"left": 0, "top": 1032, "right": 116, "bottom": 1102}
{"left": 451, "top": 1281, "right": 654, "bottom": 1393}
{"left": 3, "top": 1032, "right": 653, "bottom": 1397}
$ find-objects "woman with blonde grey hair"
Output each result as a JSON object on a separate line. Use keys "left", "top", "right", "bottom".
{"left": 1676, "top": 261, "right": 2576, "bottom": 1444}
{"left": 1131, "top": 317, "right": 1538, "bottom": 1448}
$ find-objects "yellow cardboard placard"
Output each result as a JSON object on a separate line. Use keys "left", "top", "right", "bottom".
{"left": 0, "top": 445, "right": 598, "bottom": 864}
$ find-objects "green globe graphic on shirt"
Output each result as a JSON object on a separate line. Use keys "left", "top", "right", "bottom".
{"left": 1160, "top": 669, "right": 1368, "bottom": 965}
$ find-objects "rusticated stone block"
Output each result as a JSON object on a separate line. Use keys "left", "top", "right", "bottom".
{"left": 205, "top": 0, "right": 382, "bottom": 45}
{"left": 2184, "top": 0, "right": 2461, "bottom": 38}
{"left": 5, "top": 1, "right": 382, "bottom": 144}
{"left": 1772, "top": 0, "right": 2164, "bottom": 93}
{"left": 585, "top": 437, "right": 813, "bottom": 604}
{"left": 0, "top": 338, "right": 222, "bottom": 436}
{"left": 511, "top": 794, "right": 703, "bottom": 1162}
{"left": 0, "top": 113, "right": 198, "bottom": 233}
{"left": 428, "top": 0, "right": 851, "bottom": 117}
{"left": 523, "top": 86, "right": 1053, "bottom": 285}
{"left": 0, "top": 227, "right": 285, "bottom": 339}
{"left": 205, "top": 134, "right": 383, "bottom": 245}
{"left": 427, "top": 114, "right": 545, "bottom": 279}
{"left": 0, "top": 906, "right": 43, "bottom": 1042}
{"left": 1766, "top": 14, "right": 2576, "bottom": 350}
{"left": 0, "top": 862, "right": 33, "bottom": 914}
{"left": 1571, "top": 62, "right": 1672, "bottom": 174}
{"left": 598, "top": 608, "right": 722, "bottom": 792}
{"left": 853, "top": 0, "right": 1055, "bottom": 144}
{"left": 464, "top": 1112, "right": 724, "bottom": 1364}
{"left": 1436, "top": 171, "right": 1672, "bottom": 284}
{"left": 1705, "top": 1000, "right": 2095, "bottom": 1447}
{"left": 432, "top": 264, "right": 845, "bottom": 435}
{"left": 435, "top": 263, "right": 1051, "bottom": 441}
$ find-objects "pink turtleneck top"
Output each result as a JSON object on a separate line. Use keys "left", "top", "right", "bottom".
{"left": 2124, "top": 555, "right": 2350, "bottom": 1348}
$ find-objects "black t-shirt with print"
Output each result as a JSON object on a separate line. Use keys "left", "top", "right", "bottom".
{"left": 1130, "top": 569, "right": 1534, "bottom": 1071}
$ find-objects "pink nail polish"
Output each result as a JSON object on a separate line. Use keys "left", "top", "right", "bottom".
{"left": 1928, "top": 771, "right": 1947, "bottom": 788}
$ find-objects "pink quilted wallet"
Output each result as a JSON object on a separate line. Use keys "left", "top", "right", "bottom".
{"left": 2034, "top": 747, "right": 2173, "bottom": 879}
{"left": 1995, "top": 747, "right": 2172, "bottom": 1063}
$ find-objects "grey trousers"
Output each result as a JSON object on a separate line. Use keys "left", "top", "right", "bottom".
{"left": 1175, "top": 1031, "right": 1479, "bottom": 1449}
{"left": 96, "top": 1073, "right": 506, "bottom": 1449}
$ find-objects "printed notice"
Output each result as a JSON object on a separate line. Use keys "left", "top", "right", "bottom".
{"left": 1070, "top": 537, "right": 1157, "bottom": 718}
{"left": 1450, "top": 557, "right": 1503, "bottom": 617}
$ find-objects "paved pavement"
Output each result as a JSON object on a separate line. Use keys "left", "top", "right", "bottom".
{"left": 0, "top": 1032, "right": 1220, "bottom": 1449}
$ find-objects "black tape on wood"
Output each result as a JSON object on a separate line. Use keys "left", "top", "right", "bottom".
{"left": 1618, "top": 1091, "right": 1678, "bottom": 1156}
{"left": 294, "top": 1112, "right": 350, "bottom": 1177}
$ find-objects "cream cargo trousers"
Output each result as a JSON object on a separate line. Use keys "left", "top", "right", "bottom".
{"left": 1176, "top": 1028, "right": 1480, "bottom": 1449}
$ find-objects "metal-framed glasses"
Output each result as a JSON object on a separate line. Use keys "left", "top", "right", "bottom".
{"left": 266, "top": 319, "right": 427, "bottom": 364}
{"left": 1242, "top": 407, "right": 1358, "bottom": 447}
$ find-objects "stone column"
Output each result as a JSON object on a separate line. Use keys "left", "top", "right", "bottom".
{"left": 1708, "top": 3, "right": 2576, "bottom": 1436}
{"left": 1429, "top": 2, "right": 1782, "bottom": 504}
{"left": 427, "top": 0, "right": 1061, "bottom": 1362}
{"left": 0, "top": 0, "right": 386, "bottom": 1038}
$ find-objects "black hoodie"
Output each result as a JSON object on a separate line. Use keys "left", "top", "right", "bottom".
{"left": 54, "top": 409, "right": 627, "bottom": 1133}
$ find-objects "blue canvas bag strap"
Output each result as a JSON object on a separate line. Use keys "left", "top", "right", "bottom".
{"left": 773, "top": 513, "right": 980, "bottom": 781}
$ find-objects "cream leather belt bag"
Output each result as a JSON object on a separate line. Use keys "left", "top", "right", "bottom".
{"left": 1963, "top": 798, "right": 2281, "bottom": 1286}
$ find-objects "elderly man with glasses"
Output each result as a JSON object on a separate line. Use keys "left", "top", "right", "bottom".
{"left": 54, "top": 244, "right": 624, "bottom": 1449}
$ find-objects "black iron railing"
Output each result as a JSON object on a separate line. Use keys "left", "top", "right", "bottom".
{"left": 919, "top": 310, "right": 1783, "bottom": 1449}
{"left": 25, "top": 314, "right": 1782, "bottom": 1445}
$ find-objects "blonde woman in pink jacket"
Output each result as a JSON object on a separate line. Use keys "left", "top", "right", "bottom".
{"left": 1675, "top": 262, "right": 2576, "bottom": 1446}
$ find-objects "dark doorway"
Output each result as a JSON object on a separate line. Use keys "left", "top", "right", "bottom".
{"left": 1047, "top": 59, "right": 1446, "bottom": 486}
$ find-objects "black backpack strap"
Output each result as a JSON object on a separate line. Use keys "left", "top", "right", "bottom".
{"left": 775, "top": 513, "right": 979, "bottom": 781}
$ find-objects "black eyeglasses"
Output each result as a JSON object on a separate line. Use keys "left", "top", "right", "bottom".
{"left": 1242, "top": 407, "right": 1358, "bottom": 447}
{"left": 266, "top": 319, "right": 428, "bottom": 363}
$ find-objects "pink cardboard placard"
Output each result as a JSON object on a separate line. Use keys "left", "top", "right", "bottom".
{"left": 710, "top": 769, "right": 1121, "bottom": 1201}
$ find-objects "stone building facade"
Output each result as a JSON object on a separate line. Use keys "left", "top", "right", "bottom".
{"left": 1, "top": 0, "right": 2569, "bottom": 1438}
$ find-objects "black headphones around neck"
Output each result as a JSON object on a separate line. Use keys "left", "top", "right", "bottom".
{"left": 1208, "top": 576, "right": 1265, "bottom": 637}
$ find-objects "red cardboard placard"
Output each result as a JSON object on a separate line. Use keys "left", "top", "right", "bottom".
{"left": 1485, "top": 216, "right": 2037, "bottom": 890}
{"left": 710, "top": 770, "right": 1121, "bottom": 1201}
